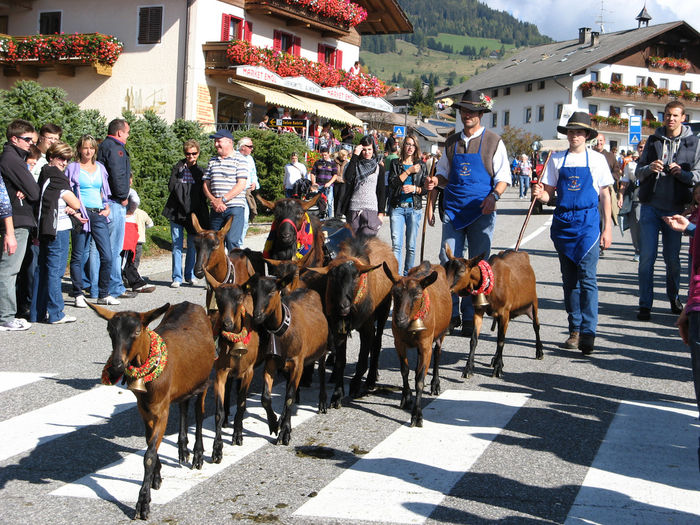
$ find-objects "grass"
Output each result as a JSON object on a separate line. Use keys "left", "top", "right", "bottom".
{"left": 434, "top": 33, "right": 515, "bottom": 53}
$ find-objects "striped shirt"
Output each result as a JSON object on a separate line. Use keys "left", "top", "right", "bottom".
{"left": 203, "top": 153, "right": 248, "bottom": 208}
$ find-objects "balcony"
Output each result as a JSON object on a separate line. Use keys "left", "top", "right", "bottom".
{"left": 245, "top": 0, "right": 362, "bottom": 36}
{"left": 590, "top": 115, "right": 661, "bottom": 136}
{"left": 580, "top": 82, "right": 700, "bottom": 110}
{"left": 0, "top": 33, "right": 123, "bottom": 78}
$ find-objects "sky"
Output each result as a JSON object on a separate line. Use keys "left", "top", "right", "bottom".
{"left": 481, "top": 0, "right": 700, "bottom": 42}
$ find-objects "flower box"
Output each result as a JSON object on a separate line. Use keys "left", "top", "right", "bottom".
{"left": 580, "top": 82, "right": 700, "bottom": 108}
{"left": 245, "top": 0, "right": 366, "bottom": 33}
{"left": 648, "top": 56, "right": 691, "bottom": 73}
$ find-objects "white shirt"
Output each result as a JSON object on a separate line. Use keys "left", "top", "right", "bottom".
{"left": 241, "top": 153, "right": 258, "bottom": 190}
{"left": 436, "top": 127, "right": 511, "bottom": 186}
{"left": 284, "top": 162, "right": 308, "bottom": 190}
{"left": 543, "top": 149, "right": 614, "bottom": 194}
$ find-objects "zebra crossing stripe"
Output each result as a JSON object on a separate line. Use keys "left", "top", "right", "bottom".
{"left": 50, "top": 394, "right": 317, "bottom": 504}
{"left": 0, "top": 372, "right": 56, "bottom": 394}
{"left": 565, "top": 400, "right": 700, "bottom": 524}
{"left": 294, "top": 390, "right": 529, "bottom": 524}
{"left": 0, "top": 384, "right": 135, "bottom": 462}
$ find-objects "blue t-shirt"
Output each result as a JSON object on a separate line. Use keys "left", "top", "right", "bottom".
{"left": 79, "top": 167, "right": 103, "bottom": 209}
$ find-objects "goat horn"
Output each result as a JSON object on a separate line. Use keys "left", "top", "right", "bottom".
{"left": 191, "top": 213, "right": 203, "bottom": 233}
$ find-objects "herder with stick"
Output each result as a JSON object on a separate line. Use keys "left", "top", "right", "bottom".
{"left": 532, "top": 112, "right": 613, "bottom": 355}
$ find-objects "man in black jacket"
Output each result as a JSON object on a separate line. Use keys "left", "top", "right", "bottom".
{"left": 0, "top": 119, "right": 39, "bottom": 331}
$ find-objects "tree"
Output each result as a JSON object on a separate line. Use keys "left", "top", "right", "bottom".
{"left": 424, "top": 81, "right": 436, "bottom": 109}
{"left": 409, "top": 77, "right": 423, "bottom": 108}
{"left": 499, "top": 126, "right": 543, "bottom": 159}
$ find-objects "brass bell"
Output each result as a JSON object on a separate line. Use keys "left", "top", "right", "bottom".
{"left": 232, "top": 340, "right": 248, "bottom": 355}
{"left": 127, "top": 376, "right": 147, "bottom": 393}
{"left": 408, "top": 318, "right": 427, "bottom": 332}
{"left": 472, "top": 293, "right": 489, "bottom": 309}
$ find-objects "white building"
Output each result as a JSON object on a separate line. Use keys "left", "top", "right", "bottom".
{"left": 444, "top": 15, "right": 700, "bottom": 152}
{"left": 0, "top": 0, "right": 411, "bottom": 127}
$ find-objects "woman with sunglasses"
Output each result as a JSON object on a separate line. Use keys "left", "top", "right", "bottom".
{"left": 162, "top": 139, "right": 209, "bottom": 287}
{"left": 387, "top": 134, "right": 427, "bottom": 275}
{"left": 30, "top": 142, "right": 87, "bottom": 324}
{"left": 66, "top": 134, "right": 114, "bottom": 306}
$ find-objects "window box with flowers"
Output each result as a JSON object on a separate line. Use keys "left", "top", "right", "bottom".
{"left": 0, "top": 33, "right": 123, "bottom": 76}
{"left": 625, "top": 85, "right": 639, "bottom": 95}
{"left": 640, "top": 86, "right": 655, "bottom": 95}
{"left": 610, "top": 82, "right": 625, "bottom": 94}
{"left": 245, "top": 0, "right": 366, "bottom": 33}
{"left": 655, "top": 88, "right": 669, "bottom": 98}
{"left": 682, "top": 90, "right": 697, "bottom": 101}
{"left": 648, "top": 56, "right": 691, "bottom": 73}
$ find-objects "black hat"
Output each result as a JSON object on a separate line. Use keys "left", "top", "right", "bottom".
{"left": 209, "top": 128, "right": 235, "bottom": 141}
{"left": 556, "top": 112, "right": 598, "bottom": 140}
{"left": 452, "top": 90, "right": 493, "bottom": 113}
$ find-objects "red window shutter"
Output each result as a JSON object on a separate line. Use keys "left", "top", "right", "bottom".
{"left": 273, "top": 30, "right": 281, "bottom": 51}
{"left": 335, "top": 49, "right": 342, "bottom": 69}
{"left": 221, "top": 14, "right": 230, "bottom": 41}
{"left": 318, "top": 44, "right": 325, "bottom": 63}
{"left": 244, "top": 21, "right": 252, "bottom": 42}
{"left": 293, "top": 36, "right": 301, "bottom": 57}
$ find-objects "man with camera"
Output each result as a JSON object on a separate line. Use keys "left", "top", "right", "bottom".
{"left": 636, "top": 101, "right": 700, "bottom": 321}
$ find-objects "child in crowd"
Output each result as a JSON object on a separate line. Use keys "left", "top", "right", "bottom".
{"left": 121, "top": 181, "right": 155, "bottom": 292}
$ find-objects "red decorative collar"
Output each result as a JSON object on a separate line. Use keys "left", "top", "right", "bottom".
{"left": 471, "top": 260, "right": 494, "bottom": 296}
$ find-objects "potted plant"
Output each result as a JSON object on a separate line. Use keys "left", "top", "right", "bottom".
{"left": 625, "top": 85, "right": 640, "bottom": 95}
{"left": 640, "top": 86, "right": 655, "bottom": 96}
{"left": 655, "top": 87, "right": 669, "bottom": 98}
{"left": 610, "top": 82, "right": 625, "bottom": 94}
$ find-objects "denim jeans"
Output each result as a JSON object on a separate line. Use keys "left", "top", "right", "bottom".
{"left": 170, "top": 222, "right": 195, "bottom": 283}
{"left": 319, "top": 185, "right": 333, "bottom": 218}
{"left": 638, "top": 204, "right": 682, "bottom": 309}
{"left": 31, "top": 230, "right": 70, "bottom": 323}
{"left": 558, "top": 247, "right": 599, "bottom": 335}
{"left": 210, "top": 206, "right": 245, "bottom": 251}
{"left": 16, "top": 238, "right": 38, "bottom": 316}
{"left": 107, "top": 200, "right": 126, "bottom": 297}
{"left": 0, "top": 227, "right": 29, "bottom": 323}
{"left": 390, "top": 205, "right": 423, "bottom": 276}
{"left": 518, "top": 175, "right": 530, "bottom": 198}
{"left": 439, "top": 212, "right": 496, "bottom": 322}
{"left": 81, "top": 237, "right": 99, "bottom": 297}
{"left": 71, "top": 211, "right": 112, "bottom": 298}
{"left": 241, "top": 202, "right": 250, "bottom": 247}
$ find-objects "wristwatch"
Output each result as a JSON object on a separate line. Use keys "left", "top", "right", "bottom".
{"left": 221, "top": 196, "right": 228, "bottom": 204}
{"left": 490, "top": 191, "right": 500, "bottom": 201}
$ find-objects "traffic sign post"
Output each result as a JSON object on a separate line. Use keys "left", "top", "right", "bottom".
{"left": 628, "top": 115, "right": 642, "bottom": 145}
{"left": 393, "top": 125, "right": 406, "bottom": 138}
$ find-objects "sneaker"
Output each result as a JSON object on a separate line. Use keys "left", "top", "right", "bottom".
{"left": 134, "top": 284, "right": 156, "bottom": 293}
{"left": 170, "top": 281, "right": 181, "bottom": 288}
{"left": 16, "top": 318, "right": 31, "bottom": 328}
{"left": 74, "top": 295, "right": 88, "bottom": 308}
{"left": 632, "top": 254, "right": 640, "bottom": 262}
{"left": 51, "top": 315, "right": 76, "bottom": 325}
{"left": 117, "top": 291, "right": 138, "bottom": 299}
{"left": 0, "top": 318, "right": 30, "bottom": 331}
{"left": 670, "top": 298, "right": 683, "bottom": 315}
{"left": 562, "top": 331, "right": 580, "bottom": 349}
{"left": 97, "top": 296, "right": 120, "bottom": 305}
{"left": 637, "top": 307, "right": 651, "bottom": 321}
{"left": 579, "top": 333, "right": 595, "bottom": 355}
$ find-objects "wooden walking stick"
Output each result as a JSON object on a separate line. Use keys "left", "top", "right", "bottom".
{"left": 515, "top": 150, "right": 553, "bottom": 251}
{"left": 419, "top": 158, "right": 438, "bottom": 262}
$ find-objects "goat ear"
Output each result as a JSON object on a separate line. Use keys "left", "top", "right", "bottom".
{"left": 86, "top": 301, "right": 116, "bottom": 321}
{"left": 203, "top": 268, "right": 221, "bottom": 289}
{"left": 355, "top": 262, "right": 382, "bottom": 274}
{"left": 256, "top": 195, "right": 275, "bottom": 211}
{"left": 466, "top": 252, "right": 485, "bottom": 267}
{"left": 245, "top": 258, "right": 256, "bottom": 279}
{"left": 305, "top": 266, "right": 330, "bottom": 275}
{"left": 142, "top": 303, "right": 170, "bottom": 326}
{"left": 241, "top": 274, "right": 255, "bottom": 294}
{"left": 301, "top": 193, "right": 321, "bottom": 210}
{"left": 219, "top": 217, "right": 233, "bottom": 238}
{"left": 420, "top": 271, "right": 438, "bottom": 289}
{"left": 191, "top": 213, "right": 203, "bottom": 233}
{"left": 264, "top": 257, "right": 282, "bottom": 269}
{"left": 276, "top": 271, "right": 295, "bottom": 291}
{"left": 382, "top": 261, "right": 399, "bottom": 284}
{"left": 444, "top": 243, "right": 454, "bottom": 260}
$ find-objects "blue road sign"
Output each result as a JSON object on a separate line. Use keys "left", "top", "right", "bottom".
{"left": 393, "top": 125, "right": 406, "bottom": 138}
{"left": 629, "top": 115, "right": 642, "bottom": 145}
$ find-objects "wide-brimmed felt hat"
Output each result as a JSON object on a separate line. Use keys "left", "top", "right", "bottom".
{"left": 452, "top": 90, "right": 493, "bottom": 113}
{"left": 557, "top": 111, "right": 598, "bottom": 140}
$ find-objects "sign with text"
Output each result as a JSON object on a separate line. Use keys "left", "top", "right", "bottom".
{"left": 274, "top": 119, "right": 307, "bottom": 129}
{"left": 629, "top": 115, "right": 642, "bottom": 144}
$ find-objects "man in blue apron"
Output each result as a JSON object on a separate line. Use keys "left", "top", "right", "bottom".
{"left": 430, "top": 90, "right": 512, "bottom": 336}
{"left": 532, "top": 112, "right": 614, "bottom": 354}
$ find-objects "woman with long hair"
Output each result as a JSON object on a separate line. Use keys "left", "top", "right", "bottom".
{"left": 66, "top": 134, "right": 115, "bottom": 306}
{"left": 333, "top": 148, "right": 349, "bottom": 218}
{"left": 387, "top": 134, "right": 427, "bottom": 275}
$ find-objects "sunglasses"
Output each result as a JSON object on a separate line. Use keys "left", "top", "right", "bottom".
{"left": 185, "top": 151, "right": 199, "bottom": 157}
{"left": 18, "top": 136, "right": 35, "bottom": 144}
{"left": 242, "top": 144, "right": 254, "bottom": 149}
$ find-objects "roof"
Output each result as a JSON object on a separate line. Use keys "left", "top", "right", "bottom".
{"left": 415, "top": 125, "right": 438, "bottom": 139}
{"left": 354, "top": 0, "right": 413, "bottom": 35}
{"left": 444, "top": 21, "right": 699, "bottom": 97}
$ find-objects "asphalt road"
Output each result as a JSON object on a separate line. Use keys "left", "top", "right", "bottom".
{"left": 1, "top": 187, "right": 698, "bottom": 525}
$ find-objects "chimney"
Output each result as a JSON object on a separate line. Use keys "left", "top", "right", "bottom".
{"left": 590, "top": 31, "right": 600, "bottom": 47}
{"left": 578, "top": 27, "right": 591, "bottom": 45}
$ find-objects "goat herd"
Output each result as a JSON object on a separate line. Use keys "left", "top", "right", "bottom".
{"left": 88, "top": 194, "right": 543, "bottom": 519}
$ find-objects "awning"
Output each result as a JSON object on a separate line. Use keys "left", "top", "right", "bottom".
{"left": 289, "top": 93, "right": 363, "bottom": 126}
{"left": 228, "top": 80, "right": 309, "bottom": 113}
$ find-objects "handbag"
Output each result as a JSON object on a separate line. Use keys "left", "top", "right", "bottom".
{"left": 69, "top": 212, "right": 85, "bottom": 234}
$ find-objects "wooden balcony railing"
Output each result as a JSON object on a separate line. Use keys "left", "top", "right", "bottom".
{"left": 245, "top": 0, "right": 352, "bottom": 35}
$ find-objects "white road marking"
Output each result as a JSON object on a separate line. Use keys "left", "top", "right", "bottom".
{"left": 509, "top": 216, "right": 552, "bottom": 250}
{"left": 0, "top": 384, "right": 135, "bottom": 462}
{"left": 0, "top": 371, "right": 56, "bottom": 394}
{"left": 294, "top": 390, "right": 529, "bottom": 524}
{"left": 51, "top": 393, "right": 318, "bottom": 504}
{"left": 565, "top": 400, "right": 700, "bottom": 524}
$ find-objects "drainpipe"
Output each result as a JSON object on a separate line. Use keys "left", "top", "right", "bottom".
{"left": 553, "top": 75, "right": 572, "bottom": 104}
{"left": 180, "top": 0, "right": 195, "bottom": 120}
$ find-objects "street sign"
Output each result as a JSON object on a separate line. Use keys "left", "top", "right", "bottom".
{"left": 393, "top": 125, "right": 406, "bottom": 138}
{"left": 629, "top": 115, "right": 642, "bottom": 145}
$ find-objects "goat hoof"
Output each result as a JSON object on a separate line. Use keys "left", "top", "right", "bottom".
{"left": 462, "top": 369, "right": 473, "bottom": 379}
{"left": 222, "top": 419, "right": 231, "bottom": 428}
{"left": 192, "top": 453, "right": 204, "bottom": 470}
{"left": 536, "top": 347, "right": 544, "bottom": 360}
{"left": 492, "top": 368, "right": 504, "bottom": 379}
{"left": 212, "top": 447, "right": 223, "bottom": 464}
{"left": 151, "top": 477, "right": 162, "bottom": 490}
{"left": 430, "top": 383, "right": 440, "bottom": 396}
{"left": 178, "top": 450, "right": 190, "bottom": 465}
{"left": 135, "top": 501, "right": 149, "bottom": 520}
{"left": 399, "top": 395, "right": 412, "bottom": 410}
{"left": 318, "top": 401, "right": 328, "bottom": 414}
{"left": 410, "top": 416, "right": 423, "bottom": 428}
{"left": 233, "top": 433, "right": 243, "bottom": 446}
{"left": 276, "top": 429, "right": 291, "bottom": 445}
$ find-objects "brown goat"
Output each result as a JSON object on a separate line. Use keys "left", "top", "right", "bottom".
{"left": 308, "top": 236, "right": 398, "bottom": 407}
{"left": 204, "top": 269, "right": 265, "bottom": 459}
{"left": 383, "top": 261, "right": 452, "bottom": 427}
{"left": 88, "top": 301, "right": 215, "bottom": 520}
{"left": 244, "top": 272, "right": 329, "bottom": 445}
{"left": 444, "top": 247, "right": 543, "bottom": 379}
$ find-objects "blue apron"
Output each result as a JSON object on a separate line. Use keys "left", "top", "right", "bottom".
{"left": 444, "top": 132, "right": 493, "bottom": 230}
{"left": 551, "top": 150, "right": 600, "bottom": 264}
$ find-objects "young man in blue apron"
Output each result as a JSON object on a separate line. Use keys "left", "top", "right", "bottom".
{"left": 532, "top": 112, "right": 614, "bottom": 354}
{"left": 429, "top": 90, "right": 512, "bottom": 337}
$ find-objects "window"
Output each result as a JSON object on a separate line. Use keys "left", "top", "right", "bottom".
{"left": 556, "top": 103, "right": 563, "bottom": 119}
{"left": 591, "top": 71, "right": 599, "bottom": 82}
{"left": 634, "top": 109, "right": 644, "bottom": 116}
{"left": 686, "top": 112, "right": 692, "bottom": 122}
{"left": 492, "top": 89, "right": 498, "bottom": 97}
{"left": 537, "top": 106, "right": 545, "bottom": 121}
{"left": 0, "top": 16, "right": 7, "bottom": 34}
{"left": 504, "top": 87, "right": 511, "bottom": 96}
{"left": 610, "top": 106, "right": 621, "bottom": 116}
{"left": 609, "top": 140, "right": 618, "bottom": 151}
{"left": 659, "top": 78, "right": 669, "bottom": 89}
{"left": 503, "top": 110, "right": 510, "bottom": 126}
{"left": 681, "top": 80, "right": 693, "bottom": 92}
{"left": 525, "top": 107, "right": 532, "bottom": 123}
{"left": 588, "top": 104, "right": 598, "bottom": 115}
{"left": 492, "top": 112, "right": 498, "bottom": 127}
{"left": 636, "top": 76, "right": 646, "bottom": 86}
{"left": 318, "top": 44, "right": 342, "bottom": 68}
{"left": 538, "top": 80, "right": 545, "bottom": 90}
{"left": 610, "top": 72, "right": 622, "bottom": 84}
{"left": 138, "top": 6, "right": 163, "bottom": 44}
{"left": 526, "top": 83, "right": 533, "bottom": 92}
{"left": 273, "top": 30, "right": 300, "bottom": 56}
{"left": 657, "top": 111, "right": 664, "bottom": 121}
{"left": 39, "top": 11, "right": 61, "bottom": 34}
{"left": 221, "top": 14, "right": 242, "bottom": 41}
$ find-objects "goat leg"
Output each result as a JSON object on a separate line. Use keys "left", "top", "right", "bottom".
{"left": 367, "top": 299, "right": 391, "bottom": 390}
{"left": 277, "top": 379, "right": 298, "bottom": 446}
{"left": 222, "top": 375, "right": 234, "bottom": 428}
{"left": 318, "top": 355, "right": 328, "bottom": 414}
{"left": 261, "top": 363, "right": 279, "bottom": 436}
{"left": 212, "top": 369, "right": 228, "bottom": 463}
{"left": 463, "top": 313, "right": 483, "bottom": 379}
{"left": 490, "top": 318, "right": 507, "bottom": 378}
{"left": 233, "top": 369, "right": 254, "bottom": 446}
{"left": 177, "top": 400, "right": 190, "bottom": 464}
{"left": 396, "top": 342, "right": 412, "bottom": 410}
{"left": 330, "top": 334, "right": 347, "bottom": 408}
{"left": 349, "top": 322, "right": 374, "bottom": 398}
{"left": 192, "top": 391, "right": 206, "bottom": 470}
{"left": 412, "top": 356, "right": 427, "bottom": 428}
{"left": 532, "top": 303, "right": 544, "bottom": 360}
{"left": 430, "top": 337, "right": 443, "bottom": 396}
{"left": 135, "top": 425, "right": 164, "bottom": 520}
